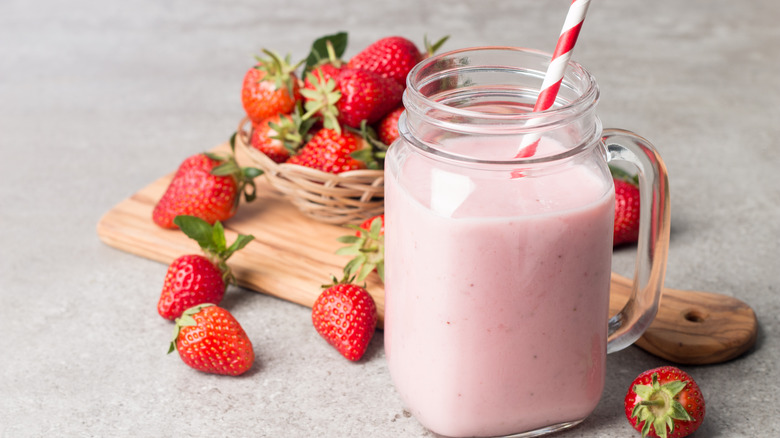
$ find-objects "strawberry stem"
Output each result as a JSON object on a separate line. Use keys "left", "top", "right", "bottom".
{"left": 173, "top": 215, "right": 254, "bottom": 285}
{"left": 638, "top": 399, "right": 667, "bottom": 407}
{"left": 303, "top": 31, "right": 348, "bottom": 75}
{"left": 424, "top": 34, "right": 450, "bottom": 57}
{"left": 300, "top": 74, "right": 342, "bottom": 132}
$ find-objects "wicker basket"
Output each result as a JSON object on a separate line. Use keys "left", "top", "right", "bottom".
{"left": 236, "top": 118, "right": 385, "bottom": 225}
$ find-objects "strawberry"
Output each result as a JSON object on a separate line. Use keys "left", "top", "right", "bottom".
{"left": 611, "top": 165, "right": 641, "bottom": 246}
{"left": 286, "top": 126, "right": 374, "bottom": 174}
{"left": 334, "top": 68, "right": 404, "bottom": 128}
{"left": 302, "top": 31, "right": 348, "bottom": 79}
{"left": 346, "top": 36, "right": 422, "bottom": 87}
{"left": 311, "top": 276, "right": 377, "bottom": 361}
{"left": 337, "top": 214, "right": 385, "bottom": 282}
{"left": 376, "top": 105, "right": 404, "bottom": 146}
{"left": 304, "top": 62, "right": 344, "bottom": 90}
{"left": 241, "top": 49, "right": 302, "bottom": 124}
{"left": 249, "top": 110, "right": 314, "bottom": 163}
{"left": 303, "top": 38, "right": 346, "bottom": 91}
{"left": 152, "top": 137, "right": 262, "bottom": 229}
{"left": 347, "top": 35, "right": 449, "bottom": 86}
{"left": 357, "top": 214, "right": 385, "bottom": 235}
{"left": 157, "top": 215, "right": 254, "bottom": 320}
{"left": 301, "top": 67, "right": 403, "bottom": 131}
{"left": 169, "top": 304, "right": 254, "bottom": 376}
{"left": 625, "top": 366, "right": 705, "bottom": 438}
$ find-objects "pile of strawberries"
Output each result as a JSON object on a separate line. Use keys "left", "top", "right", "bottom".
{"left": 149, "top": 34, "right": 443, "bottom": 373}
{"left": 241, "top": 32, "right": 446, "bottom": 174}
{"left": 158, "top": 214, "right": 381, "bottom": 376}
{"left": 160, "top": 215, "right": 256, "bottom": 375}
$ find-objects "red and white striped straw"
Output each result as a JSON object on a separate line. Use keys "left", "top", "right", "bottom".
{"left": 516, "top": 0, "right": 592, "bottom": 158}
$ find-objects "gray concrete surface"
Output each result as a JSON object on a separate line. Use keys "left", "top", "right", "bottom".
{"left": 1, "top": 0, "right": 778, "bottom": 436}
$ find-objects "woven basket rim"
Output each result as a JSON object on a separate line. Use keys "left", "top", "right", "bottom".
{"left": 235, "top": 117, "right": 385, "bottom": 225}
{"left": 236, "top": 117, "right": 385, "bottom": 180}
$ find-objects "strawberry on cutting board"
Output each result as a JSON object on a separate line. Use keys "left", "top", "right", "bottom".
{"left": 169, "top": 304, "right": 255, "bottom": 376}
{"left": 157, "top": 215, "right": 254, "bottom": 320}
{"left": 311, "top": 276, "right": 378, "bottom": 361}
{"left": 625, "top": 366, "right": 705, "bottom": 438}
{"left": 152, "top": 136, "right": 262, "bottom": 229}
{"left": 611, "top": 165, "right": 641, "bottom": 246}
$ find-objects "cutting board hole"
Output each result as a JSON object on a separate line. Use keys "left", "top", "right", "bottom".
{"left": 684, "top": 309, "right": 707, "bottom": 323}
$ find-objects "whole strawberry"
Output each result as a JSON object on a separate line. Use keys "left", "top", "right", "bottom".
{"left": 152, "top": 137, "right": 262, "bottom": 229}
{"left": 611, "top": 165, "right": 641, "bottom": 246}
{"left": 347, "top": 35, "right": 449, "bottom": 87}
{"left": 301, "top": 67, "right": 403, "bottom": 131}
{"left": 337, "top": 214, "right": 385, "bottom": 282}
{"left": 303, "top": 38, "right": 346, "bottom": 91}
{"left": 241, "top": 49, "right": 302, "bottom": 124}
{"left": 157, "top": 215, "right": 254, "bottom": 320}
{"left": 287, "top": 126, "right": 374, "bottom": 174}
{"left": 169, "top": 304, "right": 254, "bottom": 376}
{"left": 311, "top": 276, "right": 377, "bottom": 361}
{"left": 304, "top": 62, "right": 343, "bottom": 90}
{"left": 347, "top": 36, "right": 421, "bottom": 87}
{"left": 376, "top": 105, "right": 404, "bottom": 146}
{"left": 625, "top": 366, "right": 705, "bottom": 438}
{"left": 249, "top": 110, "right": 313, "bottom": 163}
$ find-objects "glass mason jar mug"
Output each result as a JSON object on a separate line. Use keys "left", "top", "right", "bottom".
{"left": 384, "top": 47, "right": 670, "bottom": 438}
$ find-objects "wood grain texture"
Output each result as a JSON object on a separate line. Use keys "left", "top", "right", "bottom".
{"left": 609, "top": 273, "right": 757, "bottom": 364}
{"left": 97, "top": 142, "right": 757, "bottom": 365}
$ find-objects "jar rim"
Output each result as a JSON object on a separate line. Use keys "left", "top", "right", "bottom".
{"left": 406, "top": 46, "right": 599, "bottom": 126}
{"left": 401, "top": 46, "right": 602, "bottom": 166}
{"left": 397, "top": 112, "right": 604, "bottom": 168}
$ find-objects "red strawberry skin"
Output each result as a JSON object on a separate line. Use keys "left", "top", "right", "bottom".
{"left": 157, "top": 254, "right": 225, "bottom": 320}
{"left": 304, "top": 63, "right": 343, "bottom": 91}
{"left": 625, "top": 366, "right": 705, "bottom": 438}
{"left": 250, "top": 114, "right": 293, "bottom": 163}
{"left": 347, "top": 36, "right": 422, "bottom": 87}
{"left": 241, "top": 66, "right": 300, "bottom": 124}
{"left": 335, "top": 68, "right": 403, "bottom": 128}
{"left": 287, "top": 127, "right": 368, "bottom": 174}
{"left": 613, "top": 178, "right": 640, "bottom": 245}
{"left": 152, "top": 154, "right": 238, "bottom": 229}
{"left": 174, "top": 305, "right": 254, "bottom": 376}
{"left": 377, "top": 105, "right": 404, "bottom": 146}
{"left": 312, "top": 282, "right": 377, "bottom": 361}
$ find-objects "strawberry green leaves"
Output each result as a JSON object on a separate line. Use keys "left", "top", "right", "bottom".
{"left": 304, "top": 31, "right": 348, "bottom": 74}
{"left": 173, "top": 215, "right": 254, "bottom": 284}
{"left": 336, "top": 215, "right": 385, "bottom": 282}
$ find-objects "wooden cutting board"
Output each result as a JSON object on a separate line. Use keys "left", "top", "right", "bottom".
{"left": 97, "top": 142, "right": 757, "bottom": 365}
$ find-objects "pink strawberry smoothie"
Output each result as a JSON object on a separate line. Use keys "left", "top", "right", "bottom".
{"left": 384, "top": 137, "right": 614, "bottom": 437}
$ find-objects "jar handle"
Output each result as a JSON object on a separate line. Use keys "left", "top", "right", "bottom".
{"left": 603, "top": 128, "right": 671, "bottom": 353}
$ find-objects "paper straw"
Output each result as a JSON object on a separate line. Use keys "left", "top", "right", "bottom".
{"left": 516, "top": 0, "right": 592, "bottom": 158}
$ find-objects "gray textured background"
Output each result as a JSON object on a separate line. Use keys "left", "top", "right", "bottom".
{"left": 1, "top": 0, "right": 778, "bottom": 436}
